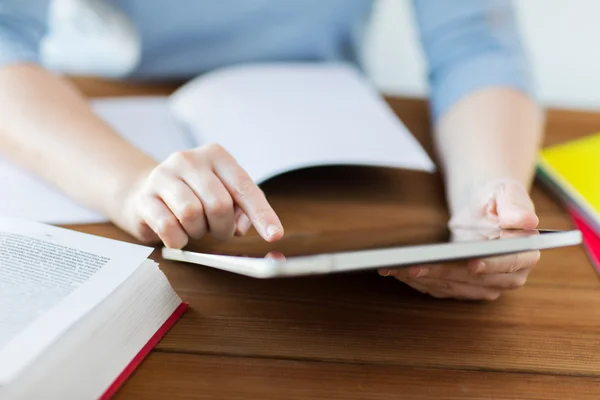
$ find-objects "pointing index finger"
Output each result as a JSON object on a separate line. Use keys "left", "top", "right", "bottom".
{"left": 210, "top": 152, "right": 283, "bottom": 242}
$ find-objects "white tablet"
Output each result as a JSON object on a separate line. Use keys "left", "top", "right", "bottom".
{"left": 161, "top": 228, "right": 582, "bottom": 278}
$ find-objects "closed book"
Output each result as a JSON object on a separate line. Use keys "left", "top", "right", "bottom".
{"left": 538, "top": 133, "right": 600, "bottom": 233}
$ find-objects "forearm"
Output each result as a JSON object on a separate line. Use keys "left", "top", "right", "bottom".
{"left": 433, "top": 87, "right": 544, "bottom": 216}
{"left": 0, "top": 64, "right": 157, "bottom": 222}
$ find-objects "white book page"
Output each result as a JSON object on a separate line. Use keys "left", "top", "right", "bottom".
{"left": 0, "top": 97, "right": 189, "bottom": 224}
{"left": 169, "top": 62, "right": 435, "bottom": 183}
{"left": 0, "top": 218, "right": 153, "bottom": 384}
{"left": 6, "top": 262, "right": 181, "bottom": 400}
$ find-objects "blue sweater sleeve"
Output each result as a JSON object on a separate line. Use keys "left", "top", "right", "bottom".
{"left": 412, "top": 0, "right": 535, "bottom": 121}
{"left": 0, "top": 0, "right": 49, "bottom": 69}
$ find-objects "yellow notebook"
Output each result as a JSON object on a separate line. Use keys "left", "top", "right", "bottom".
{"left": 538, "top": 133, "right": 600, "bottom": 226}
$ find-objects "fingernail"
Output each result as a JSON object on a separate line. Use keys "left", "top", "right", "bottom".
{"left": 266, "top": 224, "right": 282, "bottom": 240}
{"left": 379, "top": 269, "right": 393, "bottom": 277}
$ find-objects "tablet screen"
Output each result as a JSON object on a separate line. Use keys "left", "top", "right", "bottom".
{"left": 180, "top": 227, "right": 570, "bottom": 260}
{"left": 256, "top": 227, "right": 547, "bottom": 260}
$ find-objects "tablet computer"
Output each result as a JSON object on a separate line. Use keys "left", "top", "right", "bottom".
{"left": 161, "top": 228, "right": 582, "bottom": 278}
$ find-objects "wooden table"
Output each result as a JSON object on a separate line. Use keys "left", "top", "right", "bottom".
{"left": 69, "top": 77, "right": 600, "bottom": 399}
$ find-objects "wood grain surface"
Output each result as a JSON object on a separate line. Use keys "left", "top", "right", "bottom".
{"left": 63, "top": 76, "right": 600, "bottom": 399}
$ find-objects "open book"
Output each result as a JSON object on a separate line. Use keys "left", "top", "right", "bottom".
{"left": 0, "top": 62, "right": 435, "bottom": 224}
{"left": 0, "top": 218, "right": 186, "bottom": 399}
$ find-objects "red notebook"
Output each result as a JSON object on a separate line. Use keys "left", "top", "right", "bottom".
{"left": 570, "top": 208, "right": 600, "bottom": 274}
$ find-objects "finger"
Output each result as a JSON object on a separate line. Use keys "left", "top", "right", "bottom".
{"left": 388, "top": 263, "right": 467, "bottom": 281}
{"left": 182, "top": 171, "right": 236, "bottom": 241}
{"left": 218, "top": 168, "right": 283, "bottom": 241}
{"left": 208, "top": 145, "right": 283, "bottom": 241}
{"left": 468, "top": 250, "right": 541, "bottom": 275}
{"left": 404, "top": 278, "right": 502, "bottom": 301}
{"left": 381, "top": 260, "right": 533, "bottom": 290}
{"left": 235, "top": 212, "right": 252, "bottom": 236}
{"left": 140, "top": 195, "right": 188, "bottom": 249}
{"left": 474, "top": 267, "right": 531, "bottom": 290}
{"left": 496, "top": 180, "right": 539, "bottom": 229}
{"left": 498, "top": 228, "right": 538, "bottom": 239}
{"left": 156, "top": 176, "right": 207, "bottom": 239}
{"left": 405, "top": 264, "right": 531, "bottom": 289}
{"left": 133, "top": 220, "right": 161, "bottom": 244}
{"left": 234, "top": 207, "right": 252, "bottom": 236}
{"left": 382, "top": 263, "right": 484, "bottom": 286}
{"left": 379, "top": 265, "right": 428, "bottom": 279}
{"left": 450, "top": 227, "right": 499, "bottom": 243}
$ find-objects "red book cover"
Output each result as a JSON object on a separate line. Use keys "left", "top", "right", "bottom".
{"left": 569, "top": 208, "right": 600, "bottom": 275}
{"left": 99, "top": 302, "right": 189, "bottom": 400}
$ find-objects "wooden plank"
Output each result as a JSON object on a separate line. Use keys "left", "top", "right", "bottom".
{"left": 116, "top": 352, "right": 600, "bottom": 400}
{"left": 152, "top": 280, "right": 600, "bottom": 376}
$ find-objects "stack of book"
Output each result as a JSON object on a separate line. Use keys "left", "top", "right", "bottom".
{"left": 538, "top": 133, "right": 600, "bottom": 273}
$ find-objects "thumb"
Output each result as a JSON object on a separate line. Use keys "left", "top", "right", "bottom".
{"left": 495, "top": 180, "right": 539, "bottom": 229}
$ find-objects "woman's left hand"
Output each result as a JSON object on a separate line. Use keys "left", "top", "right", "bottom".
{"left": 378, "top": 179, "right": 541, "bottom": 301}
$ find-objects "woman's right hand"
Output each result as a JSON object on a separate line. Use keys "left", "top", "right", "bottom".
{"left": 117, "top": 143, "right": 284, "bottom": 248}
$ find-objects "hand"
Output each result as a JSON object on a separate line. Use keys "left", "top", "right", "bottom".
{"left": 117, "top": 143, "right": 284, "bottom": 248}
{"left": 378, "top": 179, "right": 540, "bottom": 301}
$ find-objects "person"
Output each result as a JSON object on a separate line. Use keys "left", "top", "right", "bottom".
{"left": 0, "top": 0, "right": 543, "bottom": 301}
